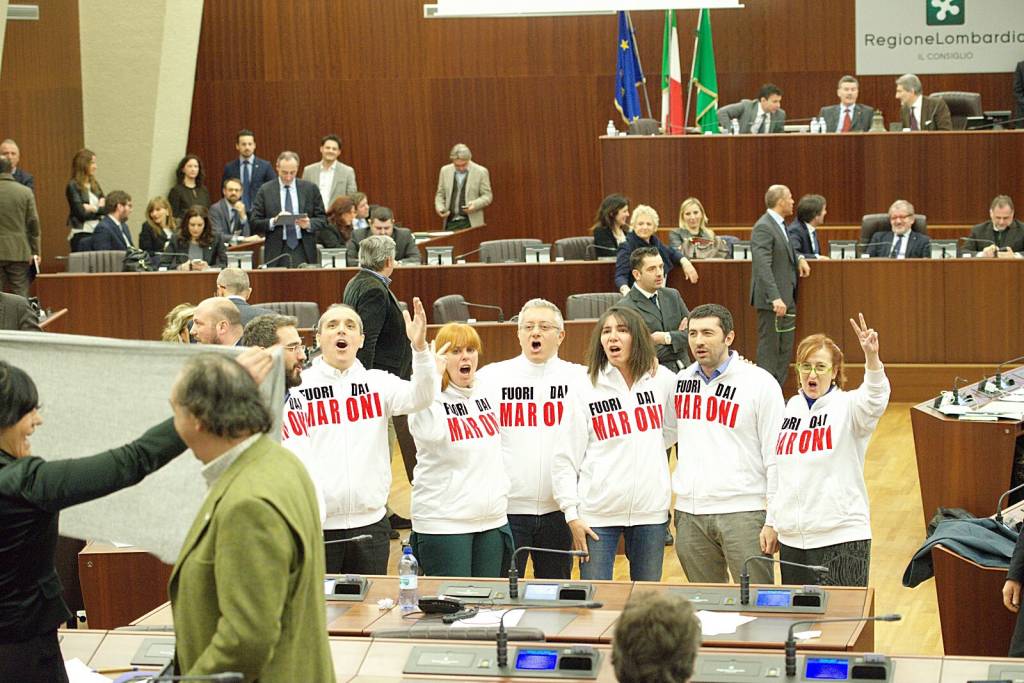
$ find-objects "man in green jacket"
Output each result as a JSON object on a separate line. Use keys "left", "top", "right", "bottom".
{"left": 168, "top": 353, "right": 333, "bottom": 682}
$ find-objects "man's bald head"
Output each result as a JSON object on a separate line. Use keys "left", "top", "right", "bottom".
{"left": 192, "top": 297, "right": 243, "bottom": 345}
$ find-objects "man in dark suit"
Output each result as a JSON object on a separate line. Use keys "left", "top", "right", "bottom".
{"left": 787, "top": 194, "right": 828, "bottom": 259}
{"left": 0, "top": 157, "right": 38, "bottom": 298}
{"left": 251, "top": 151, "right": 326, "bottom": 268}
{"left": 866, "top": 200, "right": 931, "bottom": 258}
{"left": 345, "top": 206, "right": 421, "bottom": 267}
{"left": 0, "top": 139, "right": 34, "bottom": 191}
{"left": 617, "top": 246, "right": 690, "bottom": 372}
{"left": 717, "top": 84, "right": 786, "bottom": 134}
{"left": 0, "top": 291, "right": 41, "bottom": 330}
{"left": 208, "top": 177, "right": 256, "bottom": 240}
{"left": 819, "top": 76, "right": 875, "bottom": 132}
{"left": 896, "top": 73, "right": 952, "bottom": 131}
{"left": 191, "top": 297, "right": 244, "bottom": 346}
{"left": 750, "top": 184, "right": 810, "bottom": 385}
{"left": 964, "top": 195, "right": 1024, "bottom": 258}
{"left": 89, "top": 190, "right": 134, "bottom": 251}
{"left": 221, "top": 129, "right": 276, "bottom": 211}
{"left": 343, "top": 234, "right": 419, "bottom": 493}
{"left": 215, "top": 267, "right": 274, "bottom": 325}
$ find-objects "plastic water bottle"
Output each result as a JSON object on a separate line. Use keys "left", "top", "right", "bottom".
{"left": 809, "top": 117, "right": 820, "bottom": 134}
{"left": 606, "top": 120, "right": 616, "bottom": 137}
{"left": 817, "top": 117, "right": 827, "bottom": 133}
{"left": 398, "top": 545, "right": 419, "bottom": 613}
{"left": 730, "top": 118, "right": 740, "bottom": 136}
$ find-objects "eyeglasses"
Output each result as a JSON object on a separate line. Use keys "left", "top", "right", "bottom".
{"left": 518, "top": 322, "right": 561, "bottom": 333}
{"left": 889, "top": 214, "right": 912, "bottom": 221}
{"left": 775, "top": 313, "right": 796, "bottom": 334}
{"left": 282, "top": 342, "right": 304, "bottom": 352}
{"left": 796, "top": 362, "right": 833, "bottom": 375}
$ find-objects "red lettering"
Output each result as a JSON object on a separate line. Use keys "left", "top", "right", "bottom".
{"left": 316, "top": 401, "right": 329, "bottom": 426}
{"left": 448, "top": 417, "right": 464, "bottom": 442}
{"left": 674, "top": 394, "right": 683, "bottom": 418}
{"left": 798, "top": 430, "right": 812, "bottom": 454}
{"left": 500, "top": 402, "right": 513, "bottom": 427}
{"left": 345, "top": 397, "right": 359, "bottom": 421}
{"left": 825, "top": 425, "right": 833, "bottom": 449}
{"left": 692, "top": 396, "right": 702, "bottom": 419}
{"left": 543, "top": 402, "right": 557, "bottom": 426}
{"left": 634, "top": 406, "right": 649, "bottom": 431}
{"left": 287, "top": 412, "right": 305, "bottom": 437}
{"left": 526, "top": 402, "right": 537, "bottom": 426}
{"left": 329, "top": 399, "right": 341, "bottom": 423}
{"left": 514, "top": 403, "right": 525, "bottom": 427}
{"left": 775, "top": 432, "right": 787, "bottom": 455}
{"left": 646, "top": 405, "right": 663, "bottom": 429}
{"left": 706, "top": 396, "right": 718, "bottom": 422}
{"left": 785, "top": 432, "right": 798, "bottom": 455}
{"left": 617, "top": 410, "right": 632, "bottom": 435}
{"left": 359, "top": 394, "right": 376, "bottom": 418}
{"left": 811, "top": 427, "right": 825, "bottom": 451}
{"left": 606, "top": 413, "right": 621, "bottom": 438}
{"left": 466, "top": 417, "right": 483, "bottom": 439}
{"left": 481, "top": 413, "right": 497, "bottom": 436}
{"left": 592, "top": 415, "right": 608, "bottom": 440}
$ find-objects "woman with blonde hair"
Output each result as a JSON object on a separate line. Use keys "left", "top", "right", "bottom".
{"left": 65, "top": 148, "right": 105, "bottom": 252}
{"left": 161, "top": 303, "right": 195, "bottom": 343}
{"left": 408, "top": 323, "right": 512, "bottom": 577}
{"left": 615, "top": 204, "right": 698, "bottom": 295}
{"left": 669, "top": 197, "right": 730, "bottom": 259}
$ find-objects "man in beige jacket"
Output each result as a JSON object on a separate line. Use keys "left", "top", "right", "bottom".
{"left": 433, "top": 143, "right": 492, "bottom": 230}
{"left": 0, "top": 158, "right": 39, "bottom": 298}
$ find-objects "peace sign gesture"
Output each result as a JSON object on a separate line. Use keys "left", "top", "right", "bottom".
{"left": 849, "top": 313, "right": 881, "bottom": 370}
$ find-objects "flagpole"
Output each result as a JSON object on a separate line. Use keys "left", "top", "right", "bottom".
{"left": 625, "top": 10, "right": 654, "bottom": 120}
{"left": 683, "top": 9, "right": 702, "bottom": 131}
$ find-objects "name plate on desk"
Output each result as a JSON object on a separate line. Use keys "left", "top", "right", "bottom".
{"left": 404, "top": 645, "right": 601, "bottom": 679}
{"left": 670, "top": 586, "right": 827, "bottom": 614}
{"left": 437, "top": 581, "right": 595, "bottom": 606}
{"left": 325, "top": 575, "right": 372, "bottom": 601}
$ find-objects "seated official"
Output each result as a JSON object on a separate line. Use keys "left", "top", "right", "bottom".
{"left": 0, "top": 292, "right": 41, "bottom": 331}
{"left": 590, "top": 194, "right": 631, "bottom": 258}
{"left": 787, "top": 194, "right": 829, "bottom": 259}
{"left": 351, "top": 191, "right": 370, "bottom": 231}
{"left": 717, "top": 83, "right": 786, "bottom": 134}
{"left": 819, "top": 75, "right": 875, "bottom": 132}
{"left": 668, "top": 197, "right": 729, "bottom": 259}
{"left": 321, "top": 195, "right": 355, "bottom": 249}
{"left": 896, "top": 73, "right": 952, "bottom": 131}
{"left": 612, "top": 591, "right": 701, "bottom": 683}
{"left": 138, "top": 196, "right": 176, "bottom": 256}
{"left": 964, "top": 195, "right": 1024, "bottom": 258}
{"left": 866, "top": 200, "right": 930, "bottom": 258}
{"left": 345, "top": 206, "right": 420, "bottom": 266}
{"left": 89, "top": 190, "right": 135, "bottom": 251}
{"left": 164, "top": 206, "right": 228, "bottom": 271}
{"left": 208, "top": 177, "right": 256, "bottom": 242}
{"left": 615, "top": 205, "right": 696, "bottom": 295}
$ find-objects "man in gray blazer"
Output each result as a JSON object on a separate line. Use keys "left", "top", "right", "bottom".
{"left": 346, "top": 206, "right": 421, "bottom": 266}
{"left": 301, "top": 134, "right": 357, "bottom": 212}
{"left": 819, "top": 75, "right": 875, "bottom": 132}
{"left": 433, "top": 143, "right": 492, "bottom": 229}
{"left": 0, "top": 292, "right": 41, "bottom": 330}
{"left": 0, "top": 158, "right": 39, "bottom": 298}
{"left": 208, "top": 177, "right": 256, "bottom": 240}
{"left": 616, "top": 247, "right": 690, "bottom": 372}
{"left": 750, "top": 185, "right": 810, "bottom": 385}
{"left": 717, "top": 84, "right": 786, "bottom": 134}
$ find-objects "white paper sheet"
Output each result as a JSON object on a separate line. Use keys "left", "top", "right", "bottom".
{"left": 450, "top": 608, "right": 524, "bottom": 628}
{"left": 793, "top": 629, "right": 822, "bottom": 641}
{"left": 695, "top": 610, "right": 756, "bottom": 636}
{"left": 64, "top": 658, "right": 110, "bottom": 683}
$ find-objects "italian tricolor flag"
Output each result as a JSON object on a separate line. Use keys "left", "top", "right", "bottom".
{"left": 660, "top": 9, "right": 683, "bottom": 135}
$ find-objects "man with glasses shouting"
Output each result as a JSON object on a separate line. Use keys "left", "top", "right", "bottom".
{"left": 476, "top": 299, "right": 588, "bottom": 579}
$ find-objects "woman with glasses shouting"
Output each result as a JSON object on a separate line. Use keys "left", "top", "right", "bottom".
{"left": 765, "top": 313, "right": 890, "bottom": 587}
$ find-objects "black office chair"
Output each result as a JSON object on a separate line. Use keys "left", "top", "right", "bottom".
{"left": 929, "top": 91, "right": 982, "bottom": 131}
{"left": 478, "top": 239, "right": 543, "bottom": 263}
{"left": 432, "top": 295, "right": 504, "bottom": 323}
{"left": 860, "top": 213, "right": 928, "bottom": 244}
{"left": 627, "top": 118, "right": 661, "bottom": 135}
{"left": 554, "top": 236, "right": 595, "bottom": 261}
{"left": 260, "top": 301, "right": 322, "bottom": 329}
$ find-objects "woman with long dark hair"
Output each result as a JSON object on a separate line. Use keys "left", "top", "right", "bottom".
{"left": 65, "top": 148, "right": 105, "bottom": 252}
{"left": 322, "top": 195, "right": 356, "bottom": 248}
{"left": 590, "top": 193, "right": 631, "bottom": 257}
{"left": 164, "top": 206, "right": 227, "bottom": 271}
{"left": 168, "top": 154, "right": 212, "bottom": 220}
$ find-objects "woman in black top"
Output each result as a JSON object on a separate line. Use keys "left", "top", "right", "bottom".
{"left": 0, "top": 362, "right": 187, "bottom": 683}
{"left": 138, "top": 196, "right": 177, "bottom": 255}
{"left": 167, "top": 154, "right": 211, "bottom": 220}
{"left": 590, "top": 193, "right": 631, "bottom": 258}
{"left": 164, "top": 205, "right": 227, "bottom": 271}
{"left": 65, "top": 148, "right": 106, "bottom": 252}
{"left": 322, "top": 195, "right": 356, "bottom": 248}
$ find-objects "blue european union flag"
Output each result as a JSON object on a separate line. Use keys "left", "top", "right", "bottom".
{"left": 614, "top": 11, "right": 645, "bottom": 123}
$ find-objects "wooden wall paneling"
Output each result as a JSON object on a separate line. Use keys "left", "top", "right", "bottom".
{"left": 0, "top": 0, "right": 84, "bottom": 272}
{"left": 941, "top": 260, "right": 1024, "bottom": 365}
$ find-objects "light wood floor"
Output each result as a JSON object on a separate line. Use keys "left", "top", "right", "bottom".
{"left": 385, "top": 402, "right": 943, "bottom": 656}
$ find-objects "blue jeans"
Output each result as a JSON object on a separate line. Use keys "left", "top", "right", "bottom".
{"left": 579, "top": 524, "right": 664, "bottom": 582}
{"left": 508, "top": 512, "right": 573, "bottom": 579}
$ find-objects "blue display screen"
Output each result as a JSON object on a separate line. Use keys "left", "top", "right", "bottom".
{"left": 805, "top": 658, "right": 850, "bottom": 679}
{"left": 515, "top": 649, "right": 559, "bottom": 671}
{"left": 523, "top": 583, "right": 560, "bottom": 601}
{"left": 755, "top": 589, "right": 791, "bottom": 607}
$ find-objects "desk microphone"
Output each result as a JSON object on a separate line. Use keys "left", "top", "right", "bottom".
{"left": 832, "top": 243, "right": 876, "bottom": 259}
{"left": 454, "top": 247, "right": 483, "bottom": 261}
{"left": 739, "top": 556, "right": 828, "bottom": 605}
{"left": 994, "top": 482, "right": 1024, "bottom": 525}
{"left": 460, "top": 300, "right": 506, "bottom": 323}
{"left": 994, "top": 356, "right": 1024, "bottom": 391}
{"left": 970, "top": 115, "right": 1024, "bottom": 130}
{"left": 323, "top": 534, "right": 373, "bottom": 545}
{"left": 259, "top": 253, "right": 292, "bottom": 269}
{"left": 496, "top": 601, "right": 603, "bottom": 670}
{"left": 585, "top": 243, "right": 619, "bottom": 258}
{"left": 784, "top": 614, "right": 900, "bottom": 677}
{"left": 958, "top": 236, "right": 996, "bottom": 256}
{"left": 151, "top": 251, "right": 189, "bottom": 263}
{"left": 147, "top": 673, "right": 243, "bottom": 682}
{"left": 951, "top": 376, "right": 972, "bottom": 405}
{"left": 507, "top": 546, "right": 589, "bottom": 599}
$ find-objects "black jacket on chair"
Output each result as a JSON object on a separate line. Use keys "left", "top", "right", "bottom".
{"left": 342, "top": 269, "right": 411, "bottom": 378}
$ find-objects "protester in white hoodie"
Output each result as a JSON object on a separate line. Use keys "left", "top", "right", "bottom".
{"left": 552, "top": 306, "right": 676, "bottom": 581}
{"left": 767, "top": 314, "right": 890, "bottom": 587}
{"left": 476, "top": 298, "right": 588, "bottom": 580}
{"left": 282, "top": 299, "right": 435, "bottom": 575}
{"left": 409, "top": 323, "right": 512, "bottom": 577}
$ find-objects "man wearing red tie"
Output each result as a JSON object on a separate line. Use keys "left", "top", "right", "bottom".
{"left": 819, "top": 76, "right": 875, "bottom": 133}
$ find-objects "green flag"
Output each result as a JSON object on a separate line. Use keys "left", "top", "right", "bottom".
{"left": 692, "top": 9, "right": 719, "bottom": 134}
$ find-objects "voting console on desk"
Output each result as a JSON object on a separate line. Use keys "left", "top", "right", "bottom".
{"left": 325, "top": 574, "right": 372, "bottom": 601}
{"left": 691, "top": 652, "right": 893, "bottom": 682}
{"left": 673, "top": 585, "right": 828, "bottom": 614}
{"left": 437, "top": 580, "right": 596, "bottom": 606}
{"left": 404, "top": 644, "right": 601, "bottom": 679}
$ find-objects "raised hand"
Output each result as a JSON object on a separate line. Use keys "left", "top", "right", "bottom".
{"left": 849, "top": 312, "right": 881, "bottom": 369}
{"left": 403, "top": 297, "right": 428, "bottom": 351}
{"left": 430, "top": 340, "right": 452, "bottom": 377}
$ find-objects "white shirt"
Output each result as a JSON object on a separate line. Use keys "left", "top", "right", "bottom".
{"left": 890, "top": 230, "right": 910, "bottom": 258}
{"left": 317, "top": 161, "right": 336, "bottom": 211}
{"left": 753, "top": 102, "right": 771, "bottom": 133}
{"left": 201, "top": 434, "right": 261, "bottom": 488}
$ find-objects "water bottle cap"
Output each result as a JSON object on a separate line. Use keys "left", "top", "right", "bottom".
{"left": 403, "top": 546, "right": 413, "bottom": 555}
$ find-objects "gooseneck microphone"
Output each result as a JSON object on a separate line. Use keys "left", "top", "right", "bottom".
{"left": 739, "top": 556, "right": 828, "bottom": 605}
{"left": 496, "top": 601, "right": 603, "bottom": 670}
{"left": 454, "top": 247, "right": 483, "bottom": 261}
{"left": 784, "top": 614, "right": 900, "bottom": 677}
{"left": 994, "top": 356, "right": 1024, "bottom": 392}
{"left": 995, "top": 482, "right": 1024, "bottom": 525}
{"left": 259, "top": 253, "right": 292, "bottom": 269}
{"left": 507, "top": 546, "right": 589, "bottom": 599}
{"left": 323, "top": 533, "right": 373, "bottom": 546}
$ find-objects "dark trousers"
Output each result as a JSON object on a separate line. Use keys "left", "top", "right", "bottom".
{"left": 324, "top": 515, "right": 391, "bottom": 575}
{"left": 445, "top": 216, "right": 471, "bottom": 231}
{"left": 1012, "top": 606, "right": 1024, "bottom": 657}
{"left": 0, "top": 630, "right": 69, "bottom": 683}
{"left": 508, "top": 511, "right": 573, "bottom": 579}
{"left": 756, "top": 308, "right": 795, "bottom": 386}
{"left": 0, "top": 260, "right": 30, "bottom": 297}
{"left": 413, "top": 526, "right": 509, "bottom": 577}
{"left": 780, "top": 540, "right": 871, "bottom": 587}
{"left": 393, "top": 414, "right": 417, "bottom": 484}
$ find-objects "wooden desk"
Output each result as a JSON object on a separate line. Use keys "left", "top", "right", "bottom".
{"left": 78, "top": 541, "right": 174, "bottom": 630}
{"left": 932, "top": 545, "right": 1017, "bottom": 657}
{"left": 601, "top": 130, "right": 1024, "bottom": 226}
{"left": 57, "top": 629, "right": 107, "bottom": 667}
